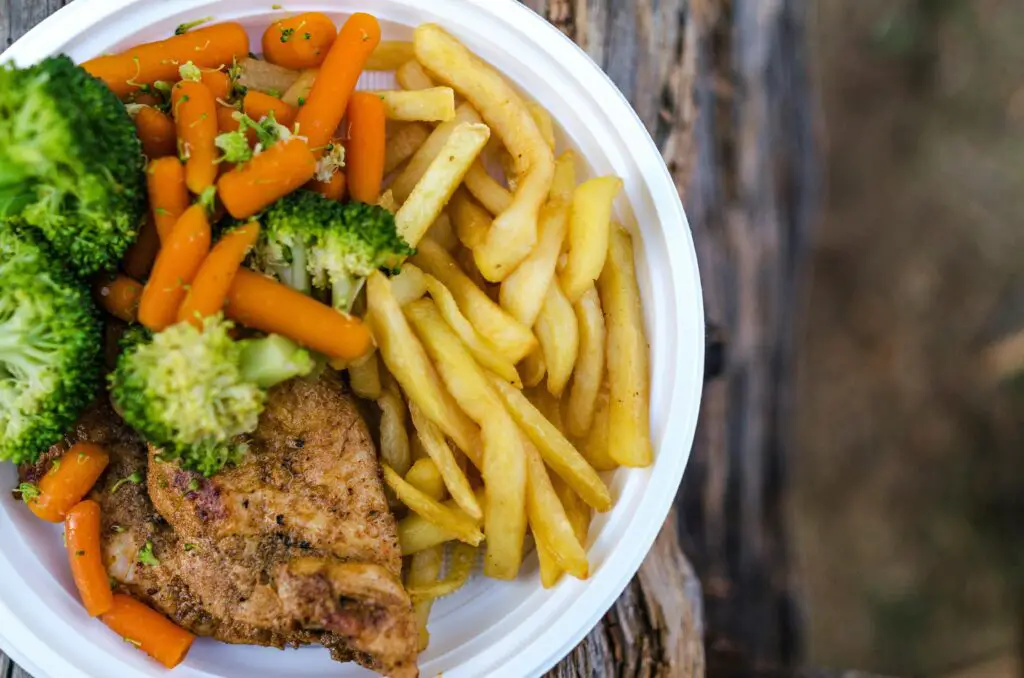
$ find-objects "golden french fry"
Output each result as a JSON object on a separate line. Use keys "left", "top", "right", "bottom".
{"left": 373, "top": 88, "right": 456, "bottom": 122}
{"left": 524, "top": 435, "right": 588, "bottom": 579}
{"left": 349, "top": 350, "right": 383, "bottom": 400}
{"left": 405, "top": 457, "right": 446, "bottom": 501}
{"left": 410, "top": 425, "right": 429, "bottom": 462}
{"left": 415, "top": 24, "right": 556, "bottom": 281}
{"left": 406, "top": 546, "right": 442, "bottom": 651}
{"left": 384, "top": 122, "right": 432, "bottom": 175}
{"left": 519, "top": 350, "right": 546, "bottom": 389}
{"left": 598, "top": 225, "right": 653, "bottom": 467}
{"left": 389, "top": 264, "right": 428, "bottom": 307}
{"left": 464, "top": 160, "right": 513, "bottom": 216}
{"left": 396, "top": 123, "right": 491, "bottom": 247}
{"left": 392, "top": 103, "right": 483, "bottom": 203}
{"left": 378, "top": 379, "right": 411, "bottom": 476}
{"left": 367, "top": 41, "right": 415, "bottom": 71}
{"left": 426, "top": 212, "right": 460, "bottom": 253}
{"left": 410, "top": 401, "right": 483, "bottom": 519}
{"left": 377, "top": 189, "right": 398, "bottom": 215}
{"left": 552, "top": 475, "right": 591, "bottom": 548}
{"left": 281, "top": 67, "right": 317, "bottom": 107}
{"left": 406, "top": 542, "right": 476, "bottom": 602}
{"left": 420, "top": 273, "right": 522, "bottom": 387}
{"left": 383, "top": 463, "right": 483, "bottom": 545}
{"left": 413, "top": 239, "right": 536, "bottom": 363}
{"left": 450, "top": 187, "right": 492, "bottom": 250}
{"left": 526, "top": 387, "right": 564, "bottom": 433}
{"left": 499, "top": 201, "right": 570, "bottom": 327}
{"left": 398, "top": 499, "right": 470, "bottom": 554}
{"left": 535, "top": 282, "right": 579, "bottom": 397}
{"left": 566, "top": 285, "right": 606, "bottom": 437}
{"left": 581, "top": 387, "right": 618, "bottom": 471}
{"left": 366, "top": 272, "right": 481, "bottom": 458}
{"left": 549, "top": 151, "right": 577, "bottom": 203}
{"left": 396, "top": 60, "right": 435, "bottom": 91}
{"left": 405, "top": 299, "right": 528, "bottom": 580}
{"left": 489, "top": 375, "right": 611, "bottom": 512}
{"left": 561, "top": 177, "right": 624, "bottom": 303}
{"left": 526, "top": 101, "right": 556, "bottom": 152}
{"left": 536, "top": 533, "right": 562, "bottom": 588}
{"left": 235, "top": 57, "right": 300, "bottom": 97}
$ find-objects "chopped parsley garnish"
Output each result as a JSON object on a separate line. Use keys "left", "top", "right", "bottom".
{"left": 75, "top": 549, "right": 86, "bottom": 557}
{"left": 49, "top": 459, "right": 61, "bottom": 475}
{"left": 137, "top": 541, "right": 160, "bottom": 566}
{"left": 304, "top": 32, "right": 312, "bottom": 40}
{"left": 187, "top": 478, "right": 200, "bottom": 492}
{"left": 280, "top": 28, "right": 295, "bottom": 43}
{"left": 184, "top": 544, "right": 198, "bottom": 552}
{"left": 297, "top": 96, "right": 306, "bottom": 106}
{"left": 271, "top": 3, "right": 283, "bottom": 9}
{"left": 111, "top": 525, "right": 126, "bottom": 534}
{"left": 175, "top": 16, "right": 213, "bottom": 35}
{"left": 17, "top": 483, "right": 40, "bottom": 503}
{"left": 110, "top": 471, "right": 143, "bottom": 494}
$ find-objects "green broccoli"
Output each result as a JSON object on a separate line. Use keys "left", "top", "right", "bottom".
{"left": 253, "top": 191, "right": 415, "bottom": 312}
{"left": 0, "top": 55, "right": 146, "bottom": 276}
{"left": 109, "top": 315, "right": 314, "bottom": 476}
{"left": 0, "top": 226, "right": 102, "bottom": 463}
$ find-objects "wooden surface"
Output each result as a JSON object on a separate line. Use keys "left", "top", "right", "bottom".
{"left": 0, "top": 0, "right": 821, "bottom": 677}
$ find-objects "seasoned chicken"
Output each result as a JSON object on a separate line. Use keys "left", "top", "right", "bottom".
{"left": 21, "top": 376, "right": 418, "bottom": 678}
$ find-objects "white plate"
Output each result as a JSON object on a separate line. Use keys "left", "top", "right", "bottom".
{"left": 0, "top": 1, "right": 704, "bottom": 676}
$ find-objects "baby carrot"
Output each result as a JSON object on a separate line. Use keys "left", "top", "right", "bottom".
{"left": 262, "top": 12, "right": 337, "bottom": 71}
{"left": 122, "top": 215, "right": 160, "bottom": 280}
{"left": 172, "top": 81, "right": 219, "bottom": 194}
{"left": 293, "top": 13, "right": 381, "bottom": 152}
{"left": 178, "top": 222, "right": 260, "bottom": 327}
{"left": 65, "top": 500, "right": 114, "bottom": 617}
{"left": 147, "top": 158, "right": 190, "bottom": 243}
{"left": 101, "top": 595, "right": 195, "bottom": 669}
{"left": 201, "top": 69, "right": 232, "bottom": 102}
{"left": 82, "top": 23, "right": 250, "bottom": 99}
{"left": 226, "top": 269, "right": 373, "bottom": 360}
{"left": 133, "top": 106, "right": 176, "bottom": 159}
{"left": 346, "top": 92, "right": 386, "bottom": 203}
{"left": 217, "top": 138, "right": 317, "bottom": 219}
{"left": 138, "top": 205, "right": 212, "bottom": 331}
{"left": 306, "top": 172, "right": 347, "bottom": 201}
{"left": 242, "top": 90, "right": 298, "bottom": 129}
{"left": 95, "top": 275, "right": 144, "bottom": 323}
{"left": 24, "top": 443, "right": 109, "bottom": 523}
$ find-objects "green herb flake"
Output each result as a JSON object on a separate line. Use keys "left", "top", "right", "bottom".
{"left": 137, "top": 541, "right": 160, "bottom": 566}
{"left": 280, "top": 28, "right": 295, "bottom": 43}
{"left": 184, "top": 543, "right": 198, "bottom": 552}
{"left": 271, "top": 3, "right": 283, "bottom": 9}
{"left": 49, "top": 459, "right": 61, "bottom": 475}
{"left": 297, "top": 96, "right": 306, "bottom": 106}
{"left": 17, "top": 483, "right": 40, "bottom": 503}
{"left": 187, "top": 478, "right": 200, "bottom": 492}
{"left": 75, "top": 549, "right": 86, "bottom": 557}
{"left": 110, "top": 471, "right": 143, "bottom": 494}
{"left": 175, "top": 16, "right": 213, "bottom": 35}
{"left": 304, "top": 32, "right": 312, "bottom": 40}
{"left": 111, "top": 525, "right": 126, "bottom": 534}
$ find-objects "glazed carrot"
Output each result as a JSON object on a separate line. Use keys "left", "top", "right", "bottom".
{"left": 262, "top": 12, "right": 337, "bottom": 70}
{"left": 201, "top": 69, "right": 232, "bottom": 102}
{"left": 226, "top": 269, "right": 373, "bottom": 360}
{"left": 138, "top": 205, "right": 212, "bottom": 331}
{"left": 346, "top": 92, "right": 386, "bottom": 203}
{"left": 24, "top": 443, "right": 109, "bottom": 523}
{"left": 171, "top": 81, "right": 219, "bottom": 194}
{"left": 242, "top": 90, "right": 298, "bottom": 128}
{"left": 217, "top": 138, "right": 317, "bottom": 219}
{"left": 82, "top": 23, "right": 250, "bottom": 98}
{"left": 122, "top": 215, "right": 161, "bottom": 280}
{"left": 95, "top": 275, "right": 143, "bottom": 323}
{"left": 178, "top": 222, "right": 260, "bottom": 327}
{"left": 65, "top": 500, "right": 114, "bottom": 617}
{"left": 133, "top": 106, "right": 177, "bottom": 158}
{"left": 147, "top": 158, "right": 190, "bottom": 243}
{"left": 101, "top": 594, "right": 195, "bottom": 669}
{"left": 306, "top": 171, "right": 347, "bottom": 201}
{"left": 293, "top": 13, "right": 381, "bottom": 151}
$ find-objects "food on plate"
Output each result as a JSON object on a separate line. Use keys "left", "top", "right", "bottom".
{"left": 1, "top": 11, "right": 658, "bottom": 676}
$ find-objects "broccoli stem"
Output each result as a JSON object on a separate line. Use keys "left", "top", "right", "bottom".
{"left": 237, "top": 334, "right": 314, "bottom": 389}
{"left": 331, "top": 275, "right": 366, "bottom": 314}
{"left": 283, "top": 241, "right": 310, "bottom": 294}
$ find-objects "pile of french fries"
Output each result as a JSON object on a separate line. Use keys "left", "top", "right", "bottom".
{"left": 347, "top": 24, "right": 654, "bottom": 650}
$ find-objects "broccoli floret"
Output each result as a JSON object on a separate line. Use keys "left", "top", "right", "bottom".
{"left": 255, "top": 192, "right": 415, "bottom": 312}
{"left": 0, "top": 56, "right": 146, "bottom": 276}
{"left": 109, "top": 315, "right": 313, "bottom": 476}
{"left": 0, "top": 226, "right": 102, "bottom": 463}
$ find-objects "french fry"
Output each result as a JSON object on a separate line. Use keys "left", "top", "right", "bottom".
{"left": 463, "top": 160, "right": 513, "bottom": 216}
{"left": 526, "top": 387, "right": 565, "bottom": 434}
{"left": 415, "top": 24, "right": 556, "bottom": 281}
{"left": 405, "top": 458, "right": 446, "bottom": 501}
{"left": 413, "top": 240, "right": 536, "bottom": 363}
{"left": 235, "top": 57, "right": 301, "bottom": 98}
{"left": 406, "top": 546, "right": 442, "bottom": 651}
{"left": 378, "top": 377, "right": 411, "bottom": 476}
{"left": 366, "top": 272, "right": 480, "bottom": 458}
{"left": 450, "top": 187, "right": 492, "bottom": 250}
{"left": 396, "top": 60, "right": 436, "bottom": 91}
{"left": 367, "top": 41, "right": 415, "bottom": 71}
{"left": 536, "top": 533, "right": 562, "bottom": 588}
{"left": 405, "top": 299, "right": 528, "bottom": 580}
{"left": 519, "top": 350, "right": 546, "bottom": 389}
{"left": 553, "top": 475, "right": 591, "bottom": 548}
{"left": 524, "top": 435, "right": 588, "bottom": 579}
{"left": 489, "top": 375, "right": 611, "bottom": 512}
{"left": 410, "top": 401, "right": 482, "bottom": 519}
{"left": 597, "top": 225, "right": 653, "bottom": 467}
{"left": 374, "top": 88, "right": 456, "bottom": 122}
{"left": 382, "top": 464, "right": 483, "bottom": 545}
{"left": 349, "top": 350, "right": 383, "bottom": 400}
{"left": 566, "top": 285, "right": 606, "bottom": 436}
{"left": 406, "top": 542, "right": 476, "bottom": 602}
{"left": 398, "top": 499, "right": 469, "bottom": 554}
{"left": 426, "top": 212, "right": 460, "bottom": 253}
{"left": 549, "top": 151, "right": 577, "bottom": 203}
{"left": 384, "top": 122, "right": 432, "bottom": 175}
{"left": 421, "top": 272, "right": 522, "bottom": 386}
{"left": 581, "top": 388, "right": 618, "bottom": 472}
{"left": 282, "top": 68, "right": 318, "bottom": 106}
{"left": 535, "top": 282, "right": 579, "bottom": 397}
{"left": 561, "top": 177, "right": 624, "bottom": 303}
{"left": 526, "top": 101, "right": 556, "bottom": 152}
{"left": 391, "top": 103, "right": 483, "bottom": 203}
{"left": 410, "top": 427, "right": 429, "bottom": 462}
{"left": 395, "top": 123, "right": 491, "bottom": 247}
{"left": 499, "top": 201, "right": 570, "bottom": 327}
{"left": 389, "top": 263, "right": 428, "bottom": 306}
